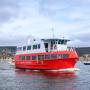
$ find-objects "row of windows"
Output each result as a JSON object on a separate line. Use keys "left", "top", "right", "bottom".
{"left": 17, "top": 44, "right": 40, "bottom": 51}
{"left": 51, "top": 40, "right": 67, "bottom": 45}
{"left": 19, "top": 54, "right": 69, "bottom": 61}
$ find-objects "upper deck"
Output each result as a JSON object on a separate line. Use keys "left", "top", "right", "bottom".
{"left": 16, "top": 38, "right": 74, "bottom": 54}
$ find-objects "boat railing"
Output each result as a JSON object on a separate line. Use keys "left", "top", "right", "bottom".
{"left": 67, "top": 47, "right": 75, "bottom": 51}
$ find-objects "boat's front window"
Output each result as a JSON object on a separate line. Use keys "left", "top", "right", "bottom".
{"left": 57, "top": 40, "right": 67, "bottom": 45}
{"left": 58, "top": 40, "right": 61, "bottom": 44}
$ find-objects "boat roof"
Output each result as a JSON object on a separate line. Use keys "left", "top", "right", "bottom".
{"left": 42, "top": 38, "right": 70, "bottom": 41}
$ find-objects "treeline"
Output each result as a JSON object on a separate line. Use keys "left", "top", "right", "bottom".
{"left": 75, "top": 47, "right": 90, "bottom": 57}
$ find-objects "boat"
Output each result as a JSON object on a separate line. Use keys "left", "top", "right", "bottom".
{"left": 80, "top": 54, "right": 90, "bottom": 65}
{"left": 83, "top": 61, "right": 90, "bottom": 65}
{"left": 14, "top": 37, "right": 79, "bottom": 70}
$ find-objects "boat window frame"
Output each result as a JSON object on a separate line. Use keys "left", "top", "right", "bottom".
{"left": 17, "top": 47, "right": 22, "bottom": 51}
{"left": 38, "top": 44, "right": 40, "bottom": 49}
{"left": 58, "top": 54, "right": 63, "bottom": 59}
{"left": 32, "top": 55, "right": 37, "bottom": 60}
{"left": 27, "top": 45, "right": 31, "bottom": 50}
{"left": 45, "top": 54, "right": 50, "bottom": 60}
{"left": 51, "top": 54, "right": 57, "bottom": 59}
{"left": 23, "top": 46, "right": 26, "bottom": 51}
{"left": 19, "top": 56, "right": 25, "bottom": 60}
{"left": 38, "top": 55, "right": 44, "bottom": 60}
{"left": 63, "top": 54, "right": 69, "bottom": 59}
{"left": 33, "top": 45, "right": 37, "bottom": 49}
{"left": 26, "top": 56, "right": 30, "bottom": 60}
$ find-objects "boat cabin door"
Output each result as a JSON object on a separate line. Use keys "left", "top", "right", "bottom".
{"left": 37, "top": 55, "right": 44, "bottom": 64}
{"left": 44, "top": 43, "right": 48, "bottom": 52}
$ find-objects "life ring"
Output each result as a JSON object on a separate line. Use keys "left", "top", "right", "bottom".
{"left": 54, "top": 45, "right": 57, "bottom": 49}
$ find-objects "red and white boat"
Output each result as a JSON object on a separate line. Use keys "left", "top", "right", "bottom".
{"left": 14, "top": 37, "right": 79, "bottom": 71}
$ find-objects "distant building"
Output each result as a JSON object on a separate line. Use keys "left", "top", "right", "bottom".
{"left": 0, "top": 46, "right": 17, "bottom": 60}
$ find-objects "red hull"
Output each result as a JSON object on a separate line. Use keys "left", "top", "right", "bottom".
{"left": 15, "top": 51, "right": 78, "bottom": 70}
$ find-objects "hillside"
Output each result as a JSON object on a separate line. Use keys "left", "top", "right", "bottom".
{"left": 75, "top": 47, "right": 90, "bottom": 57}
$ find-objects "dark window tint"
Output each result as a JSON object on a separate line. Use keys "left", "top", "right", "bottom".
{"left": 33, "top": 45, "right": 37, "bottom": 49}
{"left": 26, "top": 56, "right": 30, "bottom": 60}
{"left": 58, "top": 40, "right": 61, "bottom": 44}
{"left": 63, "top": 54, "right": 69, "bottom": 58}
{"left": 19, "top": 56, "right": 25, "bottom": 60}
{"left": 51, "top": 54, "right": 57, "bottom": 59}
{"left": 23, "top": 46, "right": 26, "bottom": 51}
{"left": 61, "top": 40, "right": 64, "bottom": 44}
{"left": 32, "top": 56, "right": 37, "bottom": 60}
{"left": 27, "top": 46, "right": 31, "bottom": 50}
{"left": 58, "top": 54, "right": 63, "bottom": 59}
{"left": 38, "top": 55, "right": 44, "bottom": 60}
{"left": 38, "top": 44, "right": 40, "bottom": 49}
{"left": 45, "top": 55, "right": 50, "bottom": 60}
{"left": 51, "top": 40, "right": 55, "bottom": 44}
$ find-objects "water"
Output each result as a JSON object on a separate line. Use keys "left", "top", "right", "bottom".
{"left": 0, "top": 61, "right": 90, "bottom": 90}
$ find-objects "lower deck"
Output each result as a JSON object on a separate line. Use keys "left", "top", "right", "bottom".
{"left": 15, "top": 51, "right": 78, "bottom": 70}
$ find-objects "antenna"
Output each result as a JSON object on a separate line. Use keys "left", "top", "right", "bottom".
{"left": 52, "top": 27, "right": 55, "bottom": 38}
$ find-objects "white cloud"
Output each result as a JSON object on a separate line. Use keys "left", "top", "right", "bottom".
{"left": 0, "top": 0, "right": 90, "bottom": 47}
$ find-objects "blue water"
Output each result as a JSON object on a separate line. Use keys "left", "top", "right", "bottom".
{"left": 0, "top": 61, "right": 90, "bottom": 90}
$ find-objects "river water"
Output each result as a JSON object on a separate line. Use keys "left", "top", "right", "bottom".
{"left": 0, "top": 61, "right": 90, "bottom": 90}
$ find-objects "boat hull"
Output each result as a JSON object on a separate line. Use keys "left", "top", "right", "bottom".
{"left": 83, "top": 61, "right": 90, "bottom": 65}
{"left": 15, "top": 59, "right": 76, "bottom": 70}
{"left": 15, "top": 51, "right": 78, "bottom": 70}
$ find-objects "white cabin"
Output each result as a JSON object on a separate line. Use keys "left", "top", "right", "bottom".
{"left": 16, "top": 38, "right": 71, "bottom": 54}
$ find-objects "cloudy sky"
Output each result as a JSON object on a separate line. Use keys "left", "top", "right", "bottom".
{"left": 0, "top": 0, "right": 90, "bottom": 47}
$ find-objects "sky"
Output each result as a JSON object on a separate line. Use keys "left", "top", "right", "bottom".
{"left": 0, "top": 0, "right": 90, "bottom": 47}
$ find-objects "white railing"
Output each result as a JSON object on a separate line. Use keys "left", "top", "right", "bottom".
{"left": 67, "top": 47, "right": 75, "bottom": 51}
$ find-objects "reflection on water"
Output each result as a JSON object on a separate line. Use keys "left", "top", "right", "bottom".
{"left": 15, "top": 70, "right": 77, "bottom": 90}
{"left": 1, "top": 61, "right": 90, "bottom": 90}
{"left": 15, "top": 69, "right": 76, "bottom": 79}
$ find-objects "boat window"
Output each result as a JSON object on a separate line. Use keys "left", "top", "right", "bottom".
{"left": 58, "top": 40, "right": 61, "bottom": 44}
{"left": 63, "top": 54, "right": 69, "bottom": 58}
{"left": 27, "top": 45, "right": 31, "bottom": 50}
{"left": 58, "top": 54, "right": 63, "bottom": 59}
{"left": 26, "top": 56, "right": 30, "bottom": 60}
{"left": 17, "top": 47, "right": 22, "bottom": 51}
{"left": 19, "top": 56, "right": 25, "bottom": 60}
{"left": 44, "top": 43, "right": 48, "bottom": 52}
{"left": 61, "top": 40, "right": 67, "bottom": 45}
{"left": 51, "top": 40, "right": 55, "bottom": 44}
{"left": 32, "top": 56, "right": 37, "bottom": 60}
{"left": 38, "top": 44, "right": 40, "bottom": 49}
{"left": 45, "top": 55, "right": 50, "bottom": 60}
{"left": 61, "top": 40, "right": 64, "bottom": 44}
{"left": 51, "top": 54, "right": 57, "bottom": 59}
{"left": 38, "top": 55, "right": 44, "bottom": 60}
{"left": 33, "top": 45, "right": 37, "bottom": 49}
{"left": 55, "top": 40, "right": 58, "bottom": 44}
{"left": 23, "top": 46, "right": 26, "bottom": 51}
